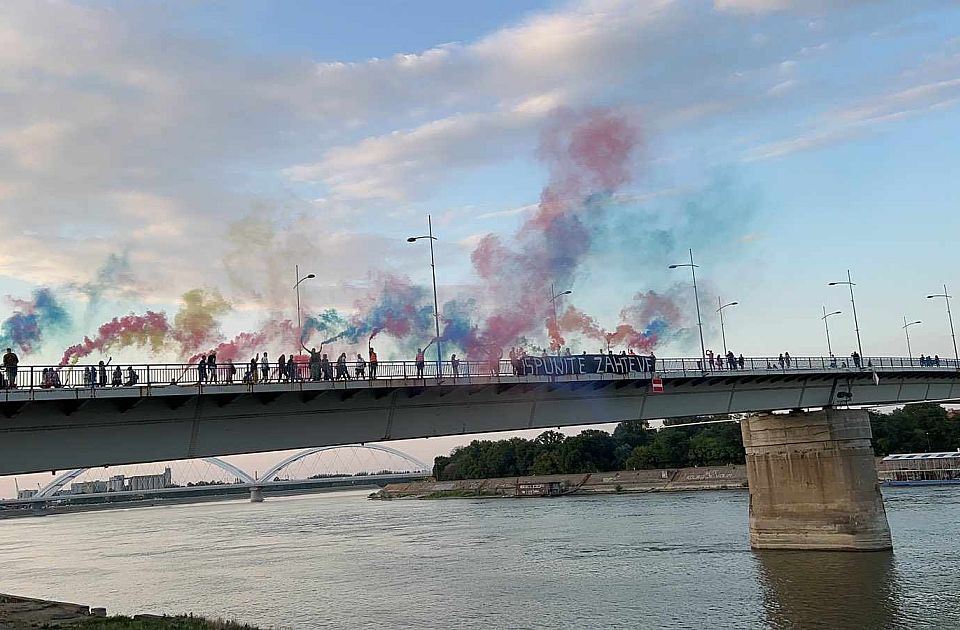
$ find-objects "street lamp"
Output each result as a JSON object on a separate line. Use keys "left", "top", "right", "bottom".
{"left": 902, "top": 317, "right": 921, "bottom": 364}
{"left": 294, "top": 264, "right": 316, "bottom": 355}
{"left": 829, "top": 270, "right": 864, "bottom": 364}
{"left": 716, "top": 297, "right": 738, "bottom": 356}
{"left": 548, "top": 284, "right": 572, "bottom": 352}
{"left": 669, "top": 248, "right": 706, "bottom": 366}
{"left": 926, "top": 284, "right": 959, "bottom": 368}
{"left": 820, "top": 307, "right": 842, "bottom": 357}
{"left": 407, "top": 215, "right": 442, "bottom": 377}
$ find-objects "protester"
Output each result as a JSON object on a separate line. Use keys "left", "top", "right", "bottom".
{"left": 738, "top": 354, "right": 745, "bottom": 370}
{"left": 355, "top": 353, "right": 366, "bottom": 379}
{"left": 111, "top": 365, "right": 123, "bottom": 387}
{"left": 198, "top": 355, "right": 207, "bottom": 383}
{"left": 784, "top": 352, "right": 792, "bottom": 368}
{"left": 249, "top": 356, "right": 258, "bottom": 383}
{"left": 369, "top": 347, "right": 378, "bottom": 379}
{"left": 415, "top": 348, "right": 425, "bottom": 378}
{"left": 261, "top": 352, "right": 270, "bottom": 382}
{"left": 125, "top": 366, "right": 139, "bottom": 386}
{"left": 2, "top": 347, "right": 18, "bottom": 389}
{"left": 451, "top": 353, "right": 460, "bottom": 378}
{"left": 98, "top": 360, "right": 109, "bottom": 387}
{"left": 278, "top": 354, "right": 287, "bottom": 382}
{"left": 336, "top": 353, "right": 349, "bottom": 380}
{"left": 207, "top": 353, "right": 218, "bottom": 382}
{"left": 852, "top": 351, "right": 861, "bottom": 369}
{"left": 321, "top": 354, "right": 333, "bottom": 381}
{"left": 226, "top": 359, "right": 236, "bottom": 384}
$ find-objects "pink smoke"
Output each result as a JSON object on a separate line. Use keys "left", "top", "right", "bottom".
{"left": 59, "top": 312, "right": 170, "bottom": 366}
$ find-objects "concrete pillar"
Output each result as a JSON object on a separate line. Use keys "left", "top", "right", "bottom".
{"left": 741, "top": 408, "right": 892, "bottom": 551}
{"left": 249, "top": 486, "right": 264, "bottom": 503}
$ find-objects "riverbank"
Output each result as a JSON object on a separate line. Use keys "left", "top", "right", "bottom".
{"left": 371, "top": 465, "right": 747, "bottom": 499}
{"left": 0, "top": 593, "right": 259, "bottom": 629}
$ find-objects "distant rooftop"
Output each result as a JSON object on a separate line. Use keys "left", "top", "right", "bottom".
{"left": 882, "top": 452, "right": 960, "bottom": 461}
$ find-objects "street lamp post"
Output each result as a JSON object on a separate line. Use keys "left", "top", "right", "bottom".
{"left": 716, "top": 297, "right": 738, "bottom": 356}
{"left": 927, "top": 284, "right": 959, "bottom": 368}
{"left": 902, "top": 317, "right": 921, "bottom": 364}
{"left": 829, "top": 270, "right": 864, "bottom": 363}
{"left": 669, "top": 249, "right": 706, "bottom": 367}
{"left": 548, "top": 284, "right": 572, "bottom": 353}
{"left": 293, "top": 264, "right": 316, "bottom": 355}
{"left": 407, "top": 215, "right": 442, "bottom": 377}
{"left": 820, "top": 307, "right": 842, "bottom": 357}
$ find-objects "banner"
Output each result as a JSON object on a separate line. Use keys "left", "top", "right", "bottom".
{"left": 516, "top": 353, "right": 655, "bottom": 377}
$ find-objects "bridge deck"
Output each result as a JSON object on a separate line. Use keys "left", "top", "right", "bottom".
{"left": 0, "top": 356, "right": 957, "bottom": 476}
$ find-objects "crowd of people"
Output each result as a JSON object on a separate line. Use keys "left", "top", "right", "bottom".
{"left": 0, "top": 343, "right": 954, "bottom": 391}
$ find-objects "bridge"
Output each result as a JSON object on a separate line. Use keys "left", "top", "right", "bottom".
{"left": 3, "top": 444, "right": 431, "bottom": 507}
{"left": 2, "top": 354, "right": 958, "bottom": 552}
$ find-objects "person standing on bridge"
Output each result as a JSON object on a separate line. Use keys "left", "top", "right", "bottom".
{"left": 226, "top": 359, "right": 236, "bottom": 384}
{"left": 207, "top": 353, "right": 218, "bottom": 383}
{"left": 355, "top": 353, "right": 366, "bottom": 379}
{"left": 852, "top": 351, "right": 861, "bottom": 369}
{"left": 369, "top": 347, "right": 378, "bottom": 379}
{"left": 451, "top": 353, "right": 460, "bottom": 378}
{"left": 249, "top": 356, "right": 258, "bottom": 383}
{"left": 197, "top": 355, "right": 207, "bottom": 383}
{"left": 784, "top": 352, "right": 791, "bottom": 368}
{"left": 738, "top": 354, "right": 745, "bottom": 369}
{"left": 260, "top": 352, "right": 270, "bottom": 382}
{"left": 98, "top": 359, "right": 110, "bottom": 387}
{"left": 304, "top": 347, "right": 320, "bottom": 380}
{"left": 335, "top": 353, "right": 349, "bottom": 380}
{"left": 278, "top": 354, "right": 287, "bottom": 382}
{"left": 2, "top": 348, "right": 17, "bottom": 389}
{"left": 415, "top": 348, "right": 425, "bottom": 378}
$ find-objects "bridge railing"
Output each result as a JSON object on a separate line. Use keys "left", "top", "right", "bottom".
{"left": 2, "top": 355, "right": 957, "bottom": 393}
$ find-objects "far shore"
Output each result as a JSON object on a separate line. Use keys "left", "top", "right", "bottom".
{"left": 371, "top": 465, "right": 748, "bottom": 500}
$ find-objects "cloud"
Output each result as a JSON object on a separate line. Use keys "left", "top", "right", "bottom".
{"left": 0, "top": 0, "right": 952, "bottom": 318}
{"left": 286, "top": 106, "right": 550, "bottom": 201}
{"left": 744, "top": 75, "right": 960, "bottom": 160}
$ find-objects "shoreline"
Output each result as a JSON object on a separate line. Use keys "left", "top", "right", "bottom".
{"left": 0, "top": 593, "right": 260, "bottom": 629}
{"left": 371, "top": 465, "right": 748, "bottom": 500}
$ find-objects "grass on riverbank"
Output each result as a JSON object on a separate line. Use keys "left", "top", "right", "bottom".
{"left": 64, "top": 614, "right": 261, "bottom": 629}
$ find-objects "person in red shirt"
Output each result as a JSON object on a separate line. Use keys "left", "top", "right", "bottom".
{"left": 415, "top": 348, "right": 425, "bottom": 378}
{"left": 368, "top": 347, "right": 378, "bottom": 379}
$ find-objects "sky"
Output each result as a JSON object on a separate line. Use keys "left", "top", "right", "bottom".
{"left": 2, "top": 0, "right": 960, "bottom": 495}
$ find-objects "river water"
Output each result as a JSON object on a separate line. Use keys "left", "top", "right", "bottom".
{"left": 0, "top": 487, "right": 957, "bottom": 629}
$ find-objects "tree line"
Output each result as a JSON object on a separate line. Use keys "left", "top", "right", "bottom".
{"left": 432, "top": 404, "right": 959, "bottom": 480}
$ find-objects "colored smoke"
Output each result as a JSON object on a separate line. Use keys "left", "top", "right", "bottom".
{"left": 0, "top": 289, "right": 71, "bottom": 354}
{"left": 463, "top": 108, "right": 642, "bottom": 355}
{"left": 301, "top": 308, "right": 348, "bottom": 346}
{"left": 322, "top": 274, "right": 433, "bottom": 348}
{"left": 60, "top": 311, "right": 170, "bottom": 366}
{"left": 171, "top": 289, "right": 231, "bottom": 355}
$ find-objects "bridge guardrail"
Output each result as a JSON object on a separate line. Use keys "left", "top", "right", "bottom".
{"left": 1, "top": 354, "right": 958, "bottom": 395}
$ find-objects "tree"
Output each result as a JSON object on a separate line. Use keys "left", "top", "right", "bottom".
{"left": 870, "top": 403, "right": 959, "bottom": 455}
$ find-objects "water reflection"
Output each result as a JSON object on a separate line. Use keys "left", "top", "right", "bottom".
{"left": 756, "top": 550, "right": 900, "bottom": 630}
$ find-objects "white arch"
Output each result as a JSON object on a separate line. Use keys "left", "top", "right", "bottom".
{"left": 259, "top": 444, "right": 431, "bottom": 482}
{"left": 37, "top": 469, "right": 87, "bottom": 498}
{"left": 34, "top": 457, "right": 256, "bottom": 498}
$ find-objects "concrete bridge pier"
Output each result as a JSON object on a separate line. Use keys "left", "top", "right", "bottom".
{"left": 249, "top": 486, "right": 264, "bottom": 503}
{"left": 741, "top": 408, "right": 892, "bottom": 551}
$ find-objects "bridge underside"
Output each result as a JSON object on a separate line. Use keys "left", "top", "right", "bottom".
{"left": 0, "top": 369, "right": 957, "bottom": 475}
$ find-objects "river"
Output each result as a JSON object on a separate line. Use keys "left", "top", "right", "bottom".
{"left": 0, "top": 487, "right": 957, "bottom": 629}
